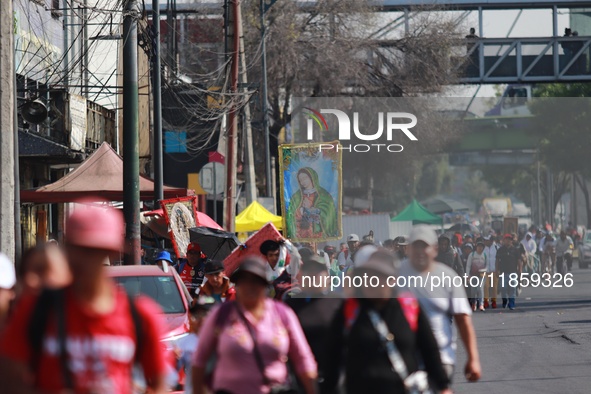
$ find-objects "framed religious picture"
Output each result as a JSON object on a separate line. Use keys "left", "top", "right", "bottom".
{"left": 160, "top": 196, "right": 199, "bottom": 258}
{"left": 503, "top": 217, "right": 519, "bottom": 237}
{"left": 279, "top": 142, "right": 342, "bottom": 242}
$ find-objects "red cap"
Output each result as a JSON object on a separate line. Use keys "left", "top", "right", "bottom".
{"left": 187, "top": 242, "right": 201, "bottom": 253}
{"left": 504, "top": 233, "right": 513, "bottom": 239}
{"left": 65, "top": 200, "right": 124, "bottom": 252}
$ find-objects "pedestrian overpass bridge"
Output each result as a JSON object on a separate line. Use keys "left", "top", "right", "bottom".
{"left": 448, "top": 116, "right": 538, "bottom": 165}
{"left": 148, "top": 0, "right": 591, "bottom": 83}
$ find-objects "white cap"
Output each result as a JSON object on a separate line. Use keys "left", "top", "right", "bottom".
{"left": 353, "top": 245, "right": 379, "bottom": 267}
{"left": 409, "top": 225, "right": 438, "bottom": 246}
{"left": 347, "top": 234, "right": 360, "bottom": 242}
{"left": 0, "top": 253, "right": 16, "bottom": 289}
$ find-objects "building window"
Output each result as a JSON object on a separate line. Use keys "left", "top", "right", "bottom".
{"left": 164, "top": 130, "right": 187, "bottom": 153}
{"left": 51, "top": 0, "right": 63, "bottom": 18}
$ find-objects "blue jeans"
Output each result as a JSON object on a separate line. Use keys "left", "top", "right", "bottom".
{"left": 500, "top": 276, "right": 517, "bottom": 307}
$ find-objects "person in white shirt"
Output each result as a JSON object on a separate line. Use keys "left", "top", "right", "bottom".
{"left": 399, "top": 225, "right": 481, "bottom": 385}
{"left": 520, "top": 232, "right": 537, "bottom": 273}
{"left": 260, "top": 240, "right": 285, "bottom": 282}
{"left": 337, "top": 234, "right": 360, "bottom": 272}
{"left": 466, "top": 242, "right": 488, "bottom": 312}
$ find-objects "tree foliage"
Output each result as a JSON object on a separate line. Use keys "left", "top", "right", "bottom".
{"left": 528, "top": 83, "right": 591, "bottom": 226}
{"left": 241, "top": 1, "right": 465, "bottom": 207}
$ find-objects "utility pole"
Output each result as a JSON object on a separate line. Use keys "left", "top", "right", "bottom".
{"left": 123, "top": 0, "right": 141, "bottom": 265}
{"left": 260, "top": 0, "right": 273, "bottom": 202}
{"left": 0, "top": 0, "right": 15, "bottom": 262}
{"left": 238, "top": 3, "right": 257, "bottom": 206}
{"left": 152, "top": 0, "right": 163, "bottom": 207}
{"left": 224, "top": 0, "right": 240, "bottom": 232}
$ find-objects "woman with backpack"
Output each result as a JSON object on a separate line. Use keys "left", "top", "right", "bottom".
{"left": 466, "top": 242, "right": 488, "bottom": 312}
{"left": 192, "top": 257, "right": 318, "bottom": 394}
{"left": 322, "top": 249, "right": 452, "bottom": 394}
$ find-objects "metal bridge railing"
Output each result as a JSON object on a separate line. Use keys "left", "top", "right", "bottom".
{"left": 456, "top": 36, "right": 591, "bottom": 83}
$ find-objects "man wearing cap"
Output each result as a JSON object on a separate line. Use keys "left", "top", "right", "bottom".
{"left": 338, "top": 234, "right": 360, "bottom": 272}
{"left": 483, "top": 235, "right": 499, "bottom": 309}
{"left": 198, "top": 260, "right": 235, "bottom": 303}
{"left": 497, "top": 234, "right": 523, "bottom": 310}
{"left": 176, "top": 242, "right": 207, "bottom": 297}
{"left": 0, "top": 253, "right": 16, "bottom": 330}
{"left": 400, "top": 225, "right": 481, "bottom": 386}
{"left": 0, "top": 200, "right": 168, "bottom": 393}
{"left": 396, "top": 235, "right": 409, "bottom": 260}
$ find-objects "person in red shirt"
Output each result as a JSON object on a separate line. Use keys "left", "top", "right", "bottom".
{"left": 176, "top": 242, "right": 207, "bottom": 297}
{"left": 0, "top": 199, "right": 168, "bottom": 394}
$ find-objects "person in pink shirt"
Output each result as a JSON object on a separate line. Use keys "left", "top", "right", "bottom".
{"left": 192, "top": 257, "right": 318, "bottom": 394}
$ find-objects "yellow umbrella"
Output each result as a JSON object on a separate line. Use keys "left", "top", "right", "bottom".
{"left": 235, "top": 201, "right": 283, "bottom": 232}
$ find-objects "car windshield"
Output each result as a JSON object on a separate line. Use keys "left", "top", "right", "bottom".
{"left": 585, "top": 233, "right": 591, "bottom": 243}
{"left": 113, "top": 275, "right": 185, "bottom": 314}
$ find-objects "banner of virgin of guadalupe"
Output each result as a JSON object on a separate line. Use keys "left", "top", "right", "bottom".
{"left": 279, "top": 142, "right": 342, "bottom": 242}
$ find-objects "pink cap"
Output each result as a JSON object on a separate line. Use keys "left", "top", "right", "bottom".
{"left": 65, "top": 200, "right": 124, "bottom": 252}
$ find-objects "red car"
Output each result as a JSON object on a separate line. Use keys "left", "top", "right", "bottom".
{"left": 107, "top": 264, "right": 192, "bottom": 392}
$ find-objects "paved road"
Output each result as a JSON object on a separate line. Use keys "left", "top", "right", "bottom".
{"left": 454, "top": 266, "right": 591, "bottom": 393}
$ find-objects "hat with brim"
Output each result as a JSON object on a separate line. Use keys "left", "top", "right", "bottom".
{"left": 155, "top": 251, "right": 174, "bottom": 264}
{"left": 230, "top": 257, "right": 269, "bottom": 285}
{"left": 204, "top": 259, "right": 225, "bottom": 275}
{"left": 409, "top": 225, "right": 439, "bottom": 246}
{"left": 397, "top": 235, "right": 409, "bottom": 246}
{"left": 65, "top": 200, "right": 124, "bottom": 252}
{"left": 347, "top": 234, "right": 360, "bottom": 242}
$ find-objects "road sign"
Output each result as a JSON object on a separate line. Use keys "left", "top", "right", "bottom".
{"left": 199, "top": 162, "right": 225, "bottom": 195}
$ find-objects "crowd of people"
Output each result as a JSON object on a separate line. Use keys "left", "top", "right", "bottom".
{"left": 0, "top": 200, "right": 500, "bottom": 393}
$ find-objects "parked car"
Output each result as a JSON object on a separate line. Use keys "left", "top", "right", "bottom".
{"left": 107, "top": 263, "right": 192, "bottom": 392}
{"left": 576, "top": 230, "right": 591, "bottom": 269}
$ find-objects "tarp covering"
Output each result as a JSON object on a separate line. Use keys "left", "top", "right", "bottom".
{"left": 420, "top": 196, "right": 469, "bottom": 214}
{"left": 235, "top": 201, "right": 283, "bottom": 233}
{"left": 144, "top": 208, "right": 222, "bottom": 230}
{"left": 391, "top": 199, "right": 443, "bottom": 225}
{"left": 21, "top": 142, "right": 190, "bottom": 203}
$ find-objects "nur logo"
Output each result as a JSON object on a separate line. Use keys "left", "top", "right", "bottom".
{"left": 304, "top": 107, "right": 418, "bottom": 153}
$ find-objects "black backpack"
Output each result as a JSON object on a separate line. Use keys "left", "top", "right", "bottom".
{"left": 27, "top": 288, "right": 144, "bottom": 389}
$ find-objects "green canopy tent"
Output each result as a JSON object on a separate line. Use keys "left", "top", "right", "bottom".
{"left": 391, "top": 199, "right": 443, "bottom": 225}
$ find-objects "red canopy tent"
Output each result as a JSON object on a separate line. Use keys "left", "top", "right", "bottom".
{"left": 21, "top": 142, "right": 191, "bottom": 203}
